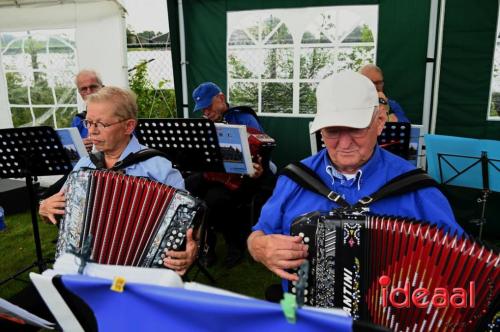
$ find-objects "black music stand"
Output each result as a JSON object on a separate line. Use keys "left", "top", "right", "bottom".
{"left": 377, "top": 122, "right": 411, "bottom": 159}
{"left": 136, "top": 118, "right": 221, "bottom": 283}
{"left": 310, "top": 121, "right": 411, "bottom": 159}
{"left": 136, "top": 118, "right": 225, "bottom": 172}
{"left": 0, "top": 126, "right": 72, "bottom": 286}
{"left": 425, "top": 135, "right": 500, "bottom": 239}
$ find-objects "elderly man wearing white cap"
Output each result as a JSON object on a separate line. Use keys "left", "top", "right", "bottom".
{"left": 247, "top": 71, "right": 464, "bottom": 288}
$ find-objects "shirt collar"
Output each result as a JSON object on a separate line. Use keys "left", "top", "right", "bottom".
{"left": 322, "top": 145, "right": 383, "bottom": 190}
{"left": 117, "top": 135, "right": 140, "bottom": 169}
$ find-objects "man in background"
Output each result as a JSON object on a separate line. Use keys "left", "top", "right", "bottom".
{"left": 71, "top": 69, "right": 104, "bottom": 152}
{"left": 360, "top": 64, "right": 410, "bottom": 123}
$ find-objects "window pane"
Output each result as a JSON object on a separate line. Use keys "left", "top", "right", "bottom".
{"left": 266, "top": 22, "right": 293, "bottom": 45}
{"left": 228, "top": 29, "right": 255, "bottom": 46}
{"left": 10, "top": 107, "right": 33, "bottom": 127}
{"left": 228, "top": 51, "right": 262, "bottom": 79}
{"left": 55, "top": 84, "right": 77, "bottom": 104}
{"left": 262, "top": 48, "right": 293, "bottom": 79}
{"left": 229, "top": 82, "right": 258, "bottom": 109}
{"left": 337, "top": 46, "right": 375, "bottom": 72}
{"left": 262, "top": 82, "right": 292, "bottom": 113}
{"left": 34, "top": 108, "right": 55, "bottom": 127}
{"left": 299, "top": 82, "right": 318, "bottom": 114}
{"left": 30, "top": 72, "right": 55, "bottom": 105}
{"left": 6, "top": 72, "right": 29, "bottom": 104}
{"left": 56, "top": 107, "right": 78, "bottom": 128}
{"left": 300, "top": 47, "right": 335, "bottom": 80}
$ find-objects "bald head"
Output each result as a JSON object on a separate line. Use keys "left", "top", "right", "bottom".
{"left": 360, "top": 64, "right": 384, "bottom": 92}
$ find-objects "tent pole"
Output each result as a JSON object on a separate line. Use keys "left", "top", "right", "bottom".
{"left": 430, "top": 0, "right": 446, "bottom": 134}
{"left": 422, "top": 0, "right": 439, "bottom": 137}
{"left": 178, "top": 0, "right": 189, "bottom": 118}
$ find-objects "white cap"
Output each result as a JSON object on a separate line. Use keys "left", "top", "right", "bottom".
{"left": 310, "top": 71, "right": 379, "bottom": 134}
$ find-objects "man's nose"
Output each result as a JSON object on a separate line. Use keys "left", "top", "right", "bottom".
{"left": 336, "top": 129, "right": 353, "bottom": 147}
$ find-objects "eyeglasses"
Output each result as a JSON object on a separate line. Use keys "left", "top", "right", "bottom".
{"left": 83, "top": 119, "right": 128, "bottom": 129}
{"left": 372, "top": 80, "right": 384, "bottom": 86}
{"left": 379, "top": 98, "right": 388, "bottom": 105}
{"left": 321, "top": 126, "right": 371, "bottom": 139}
{"left": 78, "top": 84, "right": 101, "bottom": 93}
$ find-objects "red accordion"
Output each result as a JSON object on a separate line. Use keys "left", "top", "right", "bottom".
{"left": 56, "top": 169, "right": 204, "bottom": 267}
{"left": 289, "top": 211, "right": 499, "bottom": 332}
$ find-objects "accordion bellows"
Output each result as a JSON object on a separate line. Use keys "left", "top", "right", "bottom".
{"left": 56, "top": 169, "right": 203, "bottom": 267}
{"left": 290, "top": 211, "right": 499, "bottom": 332}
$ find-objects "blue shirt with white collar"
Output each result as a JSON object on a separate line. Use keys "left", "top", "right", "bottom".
{"left": 72, "top": 135, "right": 185, "bottom": 190}
{"left": 253, "top": 145, "right": 463, "bottom": 237}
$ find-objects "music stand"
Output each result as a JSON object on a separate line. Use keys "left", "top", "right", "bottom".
{"left": 136, "top": 118, "right": 222, "bottom": 283}
{"left": 0, "top": 126, "right": 72, "bottom": 285}
{"left": 309, "top": 121, "right": 411, "bottom": 160}
{"left": 136, "top": 118, "right": 225, "bottom": 172}
{"left": 425, "top": 134, "right": 500, "bottom": 238}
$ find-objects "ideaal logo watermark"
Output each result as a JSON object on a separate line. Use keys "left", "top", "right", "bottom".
{"left": 378, "top": 275, "right": 475, "bottom": 309}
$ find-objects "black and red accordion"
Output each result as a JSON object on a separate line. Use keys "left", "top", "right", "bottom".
{"left": 56, "top": 169, "right": 204, "bottom": 267}
{"left": 289, "top": 211, "right": 499, "bottom": 332}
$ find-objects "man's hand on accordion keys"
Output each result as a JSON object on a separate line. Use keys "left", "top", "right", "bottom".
{"left": 247, "top": 231, "right": 309, "bottom": 281}
{"left": 39, "top": 191, "right": 66, "bottom": 225}
{"left": 162, "top": 228, "right": 198, "bottom": 276}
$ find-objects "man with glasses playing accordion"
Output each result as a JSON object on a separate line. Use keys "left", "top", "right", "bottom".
{"left": 39, "top": 87, "right": 199, "bottom": 276}
{"left": 247, "top": 72, "right": 499, "bottom": 331}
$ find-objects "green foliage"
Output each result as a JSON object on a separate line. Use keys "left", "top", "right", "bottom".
{"left": 128, "top": 61, "right": 177, "bottom": 119}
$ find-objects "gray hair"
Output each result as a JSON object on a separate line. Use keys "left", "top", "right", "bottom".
{"left": 86, "top": 86, "right": 138, "bottom": 120}
{"left": 75, "top": 69, "right": 103, "bottom": 86}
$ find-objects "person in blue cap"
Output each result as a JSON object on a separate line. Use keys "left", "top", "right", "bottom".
{"left": 192, "top": 82, "right": 264, "bottom": 131}
{"left": 187, "top": 82, "right": 271, "bottom": 268}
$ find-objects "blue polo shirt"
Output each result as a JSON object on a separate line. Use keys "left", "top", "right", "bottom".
{"left": 253, "top": 146, "right": 464, "bottom": 237}
{"left": 388, "top": 99, "right": 410, "bottom": 123}
{"left": 73, "top": 135, "right": 185, "bottom": 190}
{"left": 223, "top": 107, "right": 263, "bottom": 132}
{"left": 71, "top": 113, "right": 88, "bottom": 138}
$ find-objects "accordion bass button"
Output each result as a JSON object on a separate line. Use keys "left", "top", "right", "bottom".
{"left": 292, "top": 281, "right": 297, "bottom": 286}
{"left": 291, "top": 287, "right": 296, "bottom": 293}
{"left": 158, "top": 259, "right": 163, "bottom": 265}
{"left": 173, "top": 244, "right": 178, "bottom": 249}
{"left": 172, "top": 230, "right": 177, "bottom": 235}
{"left": 303, "top": 237, "right": 310, "bottom": 243}
{"left": 299, "top": 232, "right": 305, "bottom": 238}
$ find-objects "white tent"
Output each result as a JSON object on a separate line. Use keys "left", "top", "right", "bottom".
{"left": 0, "top": 0, "right": 128, "bottom": 128}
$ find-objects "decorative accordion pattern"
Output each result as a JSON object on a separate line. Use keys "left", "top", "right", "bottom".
{"left": 289, "top": 211, "right": 499, "bottom": 332}
{"left": 56, "top": 169, "right": 204, "bottom": 268}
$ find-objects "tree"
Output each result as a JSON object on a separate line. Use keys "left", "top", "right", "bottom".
{"left": 129, "top": 60, "right": 176, "bottom": 118}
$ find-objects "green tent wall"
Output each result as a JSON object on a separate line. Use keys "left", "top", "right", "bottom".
{"left": 167, "top": 0, "right": 500, "bottom": 239}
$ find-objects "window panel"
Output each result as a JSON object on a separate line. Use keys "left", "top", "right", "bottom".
{"left": 488, "top": 11, "right": 500, "bottom": 120}
{"left": 228, "top": 6, "right": 377, "bottom": 116}
{"left": 262, "top": 82, "right": 292, "bottom": 114}
{"left": 229, "top": 82, "right": 258, "bottom": 109}
{"left": 1, "top": 29, "right": 78, "bottom": 127}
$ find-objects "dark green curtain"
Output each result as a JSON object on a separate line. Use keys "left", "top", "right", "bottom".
{"left": 437, "top": 0, "right": 500, "bottom": 139}
{"left": 167, "top": 0, "right": 431, "bottom": 166}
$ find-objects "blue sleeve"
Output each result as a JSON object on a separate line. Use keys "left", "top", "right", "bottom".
{"left": 414, "top": 187, "right": 465, "bottom": 237}
{"left": 252, "top": 176, "right": 296, "bottom": 235}
{"left": 240, "top": 114, "right": 264, "bottom": 132}
{"left": 71, "top": 115, "right": 87, "bottom": 138}
{"left": 388, "top": 99, "right": 410, "bottom": 123}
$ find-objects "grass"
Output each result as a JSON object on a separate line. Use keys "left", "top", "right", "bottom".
{"left": 0, "top": 211, "right": 280, "bottom": 301}
{"left": 0, "top": 212, "right": 59, "bottom": 299}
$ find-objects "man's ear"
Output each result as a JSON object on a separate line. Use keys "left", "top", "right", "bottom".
{"left": 125, "top": 119, "right": 137, "bottom": 135}
{"left": 375, "top": 108, "right": 387, "bottom": 136}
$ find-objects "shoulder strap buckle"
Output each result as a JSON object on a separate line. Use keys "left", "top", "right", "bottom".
{"left": 327, "top": 191, "right": 342, "bottom": 202}
{"left": 357, "top": 196, "right": 374, "bottom": 205}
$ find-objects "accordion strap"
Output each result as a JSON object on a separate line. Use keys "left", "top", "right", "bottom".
{"left": 89, "top": 148, "right": 169, "bottom": 171}
{"left": 281, "top": 162, "right": 439, "bottom": 209}
{"left": 281, "top": 162, "right": 350, "bottom": 207}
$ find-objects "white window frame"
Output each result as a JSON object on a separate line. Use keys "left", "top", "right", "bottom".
{"left": 227, "top": 5, "right": 378, "bottom": 118}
